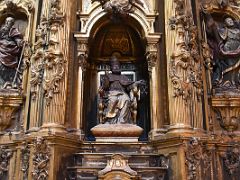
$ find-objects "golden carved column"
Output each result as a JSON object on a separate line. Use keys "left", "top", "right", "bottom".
{"left": 166, "top": 0, "right": 204, "bottom": 133}
{"left": 29, "top": 0, "right": 50, "bottom": 129}
{"left": 74, "top": 36, "right": 89, "bottom": 135}
{"left": 39, "top": 0, "right": 77, "bottom": 132}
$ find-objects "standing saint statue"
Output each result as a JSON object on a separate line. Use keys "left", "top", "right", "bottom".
{"left": 205, "top": 14, "right": 240, "bottom": 89}
{"left": 98, "top": 55, "right": 145, "bottom": 124}
{"left": 0, "top": 17, "right": 23, "bottom": 88}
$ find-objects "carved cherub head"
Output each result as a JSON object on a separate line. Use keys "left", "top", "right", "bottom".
{"left": 225, "top": 17, "right": 234, "bottom": 27}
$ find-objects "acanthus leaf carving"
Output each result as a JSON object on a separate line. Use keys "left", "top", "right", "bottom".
{"left": 32, "top": 137, "right": 51, "bottom": 180}
{"left": 0, "top": 146, "right": 13, "bottom": 178}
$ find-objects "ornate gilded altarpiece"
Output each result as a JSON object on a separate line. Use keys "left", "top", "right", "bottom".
{"left": 0, "top": 0, "right": 239, "bottom": 180}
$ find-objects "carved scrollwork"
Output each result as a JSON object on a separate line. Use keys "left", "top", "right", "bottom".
{"left": 21, "top": 141, "right": 30, "bottom": 180}
{"left": 185, "top": 137, "right": 202, "bottom": 180}
{"left": 0, "top": 146, "right": 13, "bottom": 178}
{"left": 169, "top": 0, "right": 203, "bottom": 102}
{"left": 32, "top": 137, "right": 51, "bottom": 180}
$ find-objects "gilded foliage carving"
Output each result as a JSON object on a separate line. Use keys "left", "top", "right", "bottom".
{"left": 32, "top": 137, "right": 51, "bottom": 180}
{"left": 30, "top": 0, "right": 66, "bottom": 105}
{"left": 169, "top": 0, "right": 203, "bottom": 102}
{"left": 0, "top": 146, "right": 13, "bottom": 178}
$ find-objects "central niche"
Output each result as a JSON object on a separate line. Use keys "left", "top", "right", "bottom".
{"left": 83, "top": 18, "right": 150, "bottom": 141}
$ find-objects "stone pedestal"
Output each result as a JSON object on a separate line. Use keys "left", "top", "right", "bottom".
{"left": 91, "top": 124, "right": 143, "bottom": 142}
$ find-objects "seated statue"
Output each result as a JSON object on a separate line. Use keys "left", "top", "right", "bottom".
{"left": 0, "top": 17, "right": 23, "bottom": 88}
{"left": 98, "top": 55, "right": 146, "bottom": 124}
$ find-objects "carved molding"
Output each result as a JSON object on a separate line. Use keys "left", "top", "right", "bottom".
{"left": 185, "top": 137, "right": 202, "bottom": 180}
{"left": 32, "top": 137, "right": 51, "bottom": 180}
{"left": 21, "top": 142, "right": 30, "bottom": 180}
{"left": 0, "top": 146, "right": 13, "bottom": 178}
{"left": 169, "top": 0, "right": 203, "bottom": 102}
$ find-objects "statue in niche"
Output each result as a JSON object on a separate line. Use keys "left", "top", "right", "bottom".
{"left": 98, "top": 55, "right": 146, "bottom": 124}
{"left": 205, "top": 14, "right": 240, "bottom": 90}
{"left": 0, "top": 17, "right": 24, "bottom": 88}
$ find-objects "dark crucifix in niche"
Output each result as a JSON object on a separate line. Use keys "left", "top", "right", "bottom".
{"left": 0, "top": 16, "right": 24, "bottom": 89}
{"left": 204, "top": 13, "right": 240, "bottom": 92}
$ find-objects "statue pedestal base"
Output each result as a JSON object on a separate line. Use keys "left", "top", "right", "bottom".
{"left": 91, "top": 124, "right": 143, "bottom": 142}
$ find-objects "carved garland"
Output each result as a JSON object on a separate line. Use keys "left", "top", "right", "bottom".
{"left": 32, "top": 137, "right": 51, "bottom": 180}
{"left": 30, "top": 0, "right": 65, "bottom": 105}
{"left": 169, "top": 0, "right": 203, "bottom": 102}
{"left": 0, "top": 146, "right": 13, "bottom": 178}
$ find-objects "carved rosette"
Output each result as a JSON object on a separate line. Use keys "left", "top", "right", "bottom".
{"left": 0, "top": 146, "right": 13, "bottom": 178}
{"left": 21, "top": 142, "right": 30, "bottom": 180}
{"left": 212, "top": 97, "right": 240, "bottom": 135}
{"left": 32, "top": 137, "right": 51, "bottom": 180}
{"left": 185, "top": 138, "right": 202, "bottom": 180}
{"left": 169, "top": 0, "right": 203, "bottom": 102}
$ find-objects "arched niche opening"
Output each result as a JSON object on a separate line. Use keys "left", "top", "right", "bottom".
{"left": 83, "top": 15, "right": 150, "bottom": 141}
